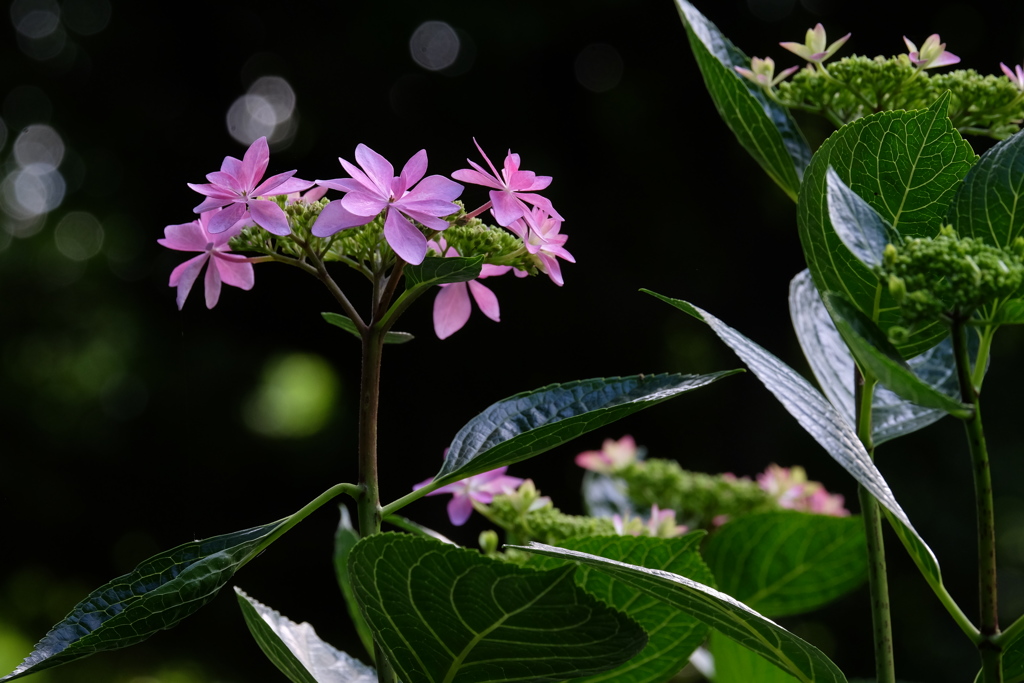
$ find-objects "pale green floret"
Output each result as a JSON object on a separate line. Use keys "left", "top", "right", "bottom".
{"left": 618, "top": 458, "right": 778, "bottom": 528}
{"left": 877, "top": 226, "right": 1024, "bottom": 326}
{"left": 777, "top": 56, "right": 1024, "bottom": 137}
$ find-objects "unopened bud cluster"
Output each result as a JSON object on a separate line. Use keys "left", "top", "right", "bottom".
{"left": 879, "top": 226, "right": 1024, "bottom": 327}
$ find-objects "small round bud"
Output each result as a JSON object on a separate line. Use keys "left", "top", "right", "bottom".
{"left": 883, "top": 243, "right": 898, "bottom": 268}
{"left": 888, "top": 274, "right": 906, "bottom": 303}
{"left": 888, "top": 326, "right": 910, "bottom": 345}
{"left": 478, "top": 530, "right": 500, "bottom": 555}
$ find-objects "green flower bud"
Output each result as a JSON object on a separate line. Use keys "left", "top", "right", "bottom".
{"left": 478, "top": 530, "right": 500, "bottom": 556}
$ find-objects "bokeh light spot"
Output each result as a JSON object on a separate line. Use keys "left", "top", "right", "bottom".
{"left": 10, "top": 0, "right": 60, "bottom": 39}
{"left": 574, "top": 44, "right": 624, "bottom": 93}
{"left": 243, "top": 353, "right": 340, "bottom": 439}
{"left": 54, "top": 211, "right": 104, "bottom": 260}
{"left": 226, "top": 76, "right": 297, "bottom": 147}
{"left": 410, "top": 21, "right": 460, "bottom": 71}
{"left": 14, "top": 124, "right": 64, "bottom": 170}
{"left": 61, "top": 0, "right": 111, "bottom": 35}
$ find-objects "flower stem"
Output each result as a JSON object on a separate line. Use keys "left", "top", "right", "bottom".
{"left": 855, "top": 369, "right": 897, "bottom": 683}
{"left": 952, "top": 320, "right": 1002, "bottom": 679}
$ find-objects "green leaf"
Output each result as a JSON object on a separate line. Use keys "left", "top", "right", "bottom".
{"left": 789, "top": 269, "right": 957, "bottom": 444}
{"left": 710, "top": 630, "right": 800, "bottom": 683}
{"left": 821, "top": 292, "right": 972, "bottom": 417}
{"left": 348, "top": 533, "right": 647, "bottom": 683}
{"left": 321, "top": 312, "right": 414, "bottom": 344}
{"left": 334, "top": 506, "right": 376, "bottom": 662}
{"left": 432, "top": 372, "right": 742, "bottom": 488}
{"left": 1003, "top": 642, "right": 1024, "bottom": 683}
{"left": 405, "top": 255, "right": 484, "bottom": 289}
{"left": 993, "top": 298, "right": 1024, "bottom": 325}
{"left": 949, "top": 128, "right": 1024, "bottom": 250}
{"left": 644, "top": 289, "right": 944, "bottom": 591}
{"left": 703, "top": 511, "right": 867, "bottom": 617}
{"left": 797, "top": 93, "right": 977, "bottom": 357}
{"left": 515, "top": 542, "right": 847, "bottom": 683}
{"left": 234, "top": 587, "right": 377, "bottom": 683}
{"left": 674, "top": 0, "right": 810, "bottom": 201}
{"left": 1, "top": 521, "right": 285, "bottom": 682}
{"left": 826, "top": 166, "right": 898, "bottom": 268}
{"left": 383, "top": 515, "right": 458, "bottom": 545}
{"left": 527, "top": 534, "right": 712, "bottom": 683}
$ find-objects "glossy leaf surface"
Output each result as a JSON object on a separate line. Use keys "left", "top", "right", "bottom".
{"left": 822, "top": 292, "right": 972, "bottom": 418}
{"left": 348, "top": 533, "right": 647, "bottom": 683}
{"left": 674, "top": 0, "right": 810, "bottom": 200}
{"left": 949, "top": 128, "right": 1024, "bottom": 250}
{"left": 789, "top": 269, "right": 959, "bottom": 444}
{"left": 711, "top": 630, "right": 800, "bottom": 683}
{"left": 703, "top": 511, "right": 867, "bottom": 617}
{"left": 826, "top": 166, "right": 897, "bottom": 268}
{"left": 1, "top": 521, "right": 285, "bottom": 682}
{"left": 797, "top": 94, "right": 976, "bottom": 357}
{"left": 405, "top": 255, "right": 484, "bottom": 289}
{"left": 235, "top": 588, "right": 377, "bottom": 683}
{"left": 322, "top": 312, "right": 413, "bottom": 344}
{"left": 645, "top": 289, "right": 943, "bottom": 590}
{"left": 516, "top": 542, "right": 846, "bottom": 683}
{"left": 527, "top": 534, "right": 712, "bottom": 683}
{"left": 433, "top": 372, "right": 741, "bottom": 487}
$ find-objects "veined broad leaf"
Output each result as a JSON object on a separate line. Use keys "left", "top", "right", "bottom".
{"left": 1, "top": 521, "right": 285, "bottom": 682}
{"left": 797, "top": 93, "right": 977, "bottom": 358}
{"left": 644, "top": 289, "right": 944, "bottom": 592}
{"left": 235, "top": 587, "right": 377, "bottom": 683}
{"left": 674, "top": 0, "right": 810, "bottom": 201}
{"left": 334, "top": 506, "right": 376, "bottom": 662}
{"left": 405, "top": 255, "right": 484, "bottom": 289}
{"left": 949, "top": 128, "right": 1024, "bottom": 251}
{"left": 821, "top": 292, "right": 972, "bottom": 418}
{"left": 527, "top": 534, "right": 712, "bottom": 683}
{"left": 432, "top": 372, "right": 741, "bottom": 487}
{"left": 322, "top": 312, "right": 413, "bottom": 344}
{"left": 703, "top": 511, "right": 866, "bottom": 617}
{"left": 711, "top": 630, "right": 800, "bottom": 683}
{"left": 348, "top": 533, "right": 647, "bottom": 683}
{"left": 515, "top": 542, "right": 846, "bottom": 683}
{"left": 789, "top": 269, "right": 961, "bottom": 444}
{"left": 995, "top": 299, "right": 1024, "bottom": 325}
{"left": 826, "top": 166, "right": 898, "bottom": 268}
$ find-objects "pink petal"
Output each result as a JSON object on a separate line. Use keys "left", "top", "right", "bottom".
{"left": 354, "top": 144, "right": 395, "bottom": 197}
{"left": 311, "top": 200, "right": 373, "bottom": 237}
{"left": 400, "top": 149, "right": 428, "bottom": 190}
{"left": 159, "top": 220, "right": 208, "bottom": 251}
{"left": 207, "top": 202, "right": 247, "bottom": 234}
{"left": 447, "top": 494, "right": 474, "bottom": 526}
{"left": 472, "top": 138, "right": 502, "bottom": 179}
{"left": 240, "top": 137, "right": 270, "bottom": 192}
{"left": 341, "top": 191, "right": 388, "bottom": 217}
{"left": 489, "top": 190, "right": 526, "bottom": 226}
{"left": 204, "top": 253, "right": 223, "bottom": 308}
{"left": 212, "top": 252, "right": 255, "bottom": 290}
{"left": 433, "top": 283, "right": 472, "bottom": 339}
{"left": 169, "top": 254, "right": 208, "bottom": 310}
{"left": 468, "top": 280, "right": 500, "bottom": 322}
{"left": 253, "top": 170, "right": 301, "bottom": 197}
{"left": 451, "top": 165, "right": 503, "bottom": 190}
{"left": 221, "top": 155, "right": 244, "bottom": 178}
{"left": 248, "top": 199, "right": 291, "bottom": 236}
{"left": 383, "top": 209, "right": 428, "bottom": 264}
{"left": 930, "top": 52, "right": 960, "bottom": 67}
{"left": 316, "top": 177, "right": 364, "bottom": 194}
{"left": 205, "top": 171, "right": 242, "bottom": 192}
{"left": 409, "top": 175, "right": 464, "bottom": 202}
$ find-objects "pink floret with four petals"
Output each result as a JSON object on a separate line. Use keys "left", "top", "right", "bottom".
{"left": 415, "top": 467, "right": 524, "bottom": 526}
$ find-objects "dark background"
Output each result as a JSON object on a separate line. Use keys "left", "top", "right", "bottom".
{"left": 4, "top": 0, "right": 1024, "bottom": 681}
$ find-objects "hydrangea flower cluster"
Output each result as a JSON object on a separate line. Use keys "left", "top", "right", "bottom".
{"left": 159, "top": 137, "right": 573, "bottom": 338}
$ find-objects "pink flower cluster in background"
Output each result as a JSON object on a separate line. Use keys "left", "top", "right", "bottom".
{"left": 753, "top": 463, "right": 848, "bottom": 516}
{"left": 415, "top": 467, "right": 524, "bottom": 527}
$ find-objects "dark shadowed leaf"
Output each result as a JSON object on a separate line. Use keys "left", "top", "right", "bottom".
{"left": 1, "top": 521, "right": 285, "bottom": 682}
{"left": 949, "top": 128, "right": 1024, "bottom": 251}
{"left": 674, "top": 0, "right": 810, "bottom": 201}
{"left": 348, "top": 533, "right": 647, "bottom": 683}
{"left": 334, "top": 506, "right": 376, "bottom": 662}
{"left": 432, "top": 372, "right": 741, "bottom": 487}
{"left": 322, "top": 312, "right": 413, "bottom": 344}
{"left": 404, "top": 255, "right": 484, "bottom": 289}
{"left": 515, "top": 542, "right": 846, "bottom": 683}
{"left": 826, "top": 166, "right": 897, "bottom": 268}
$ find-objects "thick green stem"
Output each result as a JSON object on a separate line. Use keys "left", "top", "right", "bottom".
{"left": 953, "top": 322, "right": 1002, "bottom": 680}
{"left": 855, "top": 371, "right": 896, "bottom": 683}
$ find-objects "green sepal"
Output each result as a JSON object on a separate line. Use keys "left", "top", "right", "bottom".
{"left": 321, "top": 312, "right": 414, "bottom": 344}
{"left": 1, "top": 521, "right": 285, "bottom": 682}
{"left": 347, "top": 533, "right": 647, "bottom": 683}
{"left": 515, "top": 542, "right": 847, "bottom": 683}
{"left": 674, "top": 0, "right": 810, "bottom": 200}
{"left": 797, "top": 93, "right": 977, "bottom": 357}
{"left": 821, "top": 291, "right": 972, "bottom": 418}
{"left": 526, "top": 533, "right": 712, "bottom": 683}
{"left": 703, "top": 511, "right": 867, "bottom": 617}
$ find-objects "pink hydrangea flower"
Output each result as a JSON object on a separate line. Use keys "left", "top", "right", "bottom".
{"left": 415, "top": 467, "right": 524, "bottom": 526}
{"left": 429, "top": 240, "right": 511, "bottom": 339}
{"left": 612, "top": 505, "right": 688, "bottom": 538}
{"left": 1001, "top": 62, "right": 1024, "bottom": 90}
{"left": 187, "top": 136, "right": 313, "bottom": 236}
{"left": 508, "top": 207, "right": 575, "bottom": 286}
{"left": 903, "top": 34, "right": 959, "bottom": 69}
{"left": 756, "top": 463, "right": 848, "bottom": 516}
{"left": 158, "top": 209, "right": 255, "bottom": 309}
{"left": 779, "top": 24, "right": 850, "bottom": 65}
{"left": 452, "top": 139, "right": 562, "bottom": 227}
{"left": 735, "top": 57, "right": 800, "bottom": 88}
{"left": 575, "top": 435, "right": 639, "bottom": 474}
{"left": 314, "top": 145, "right": 464, "bottom": 265}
